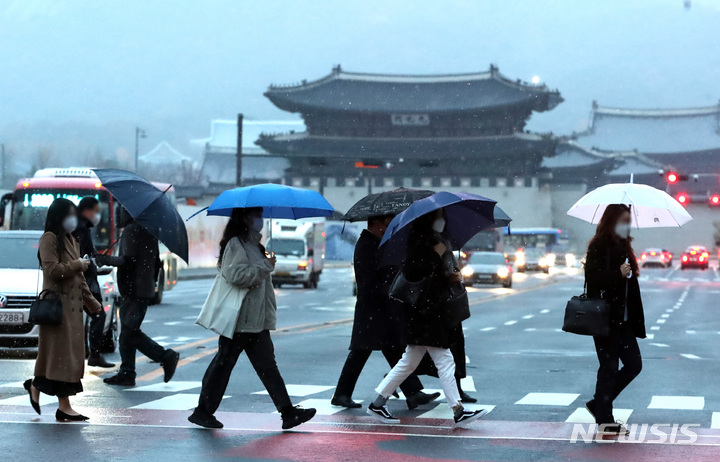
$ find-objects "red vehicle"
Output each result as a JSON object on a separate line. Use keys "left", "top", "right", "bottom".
{"left": 680, "top": 245, "right": 709, "bottom": 270}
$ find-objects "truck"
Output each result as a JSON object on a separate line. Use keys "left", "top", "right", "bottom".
{"left": 266, "top": 220, "right": 325, "bottom": 289}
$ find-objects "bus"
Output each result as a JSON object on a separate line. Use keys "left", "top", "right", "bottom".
{"left": 503, "top": 227, "right": 574, "bottom": 267}
{"left": 1, "top": 168, "right": 178, "bottom": 303}
{"left": 460, "top": 228, "right": 504, "bottom": 263}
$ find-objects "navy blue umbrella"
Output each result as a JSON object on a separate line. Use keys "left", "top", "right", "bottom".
{"left": 93, "top": 169, "right": 189, "bottom": 263}
{"left": 379, "top": 191, "right": 499, "bottom": 264}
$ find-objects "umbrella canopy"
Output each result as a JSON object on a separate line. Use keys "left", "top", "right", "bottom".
{"left": 379, "top": 191, "right": 498, "bottom": 264}
{"left": 343, "top": 188, "right": 434, "bottom": 222}
{"left": 490, "top": 205, "right": 512, "bottom": 228}
{"left": 188, "top": 183, "right": 335, "bottom": 220}
{"left": 567, "top": 183, "right": 692, "bottom": 228}
{"left": 93, "top": 168, "right": 189, "bottom": 263}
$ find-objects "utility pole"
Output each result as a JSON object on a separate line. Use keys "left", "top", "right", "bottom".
{"left": 236, "top": 113, "right": 244, "bottom": 187}
{"left": 1, "top": 144, "right": 5, "bottom": 188}
{"left": 135, "top": 127, "right": 146, "bottom": 171}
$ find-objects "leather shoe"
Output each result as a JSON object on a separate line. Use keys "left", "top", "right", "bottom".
{"left": 103, "top": 372, "right": 135, "bottom": 386}
{"left": 162, "top": 350, "right": 180, "bottom": 383}
{"left": 331, "top": 395, "right": 362, "bottom": 408}
{"left": 56, "top": 409, "right": 89, "bottom": 421}
{"left": 88, "top": 353, "right": 115, "bottom": 368}
{"left": 188, "top": 409, "right": 224, "bottom": 429}
{"left": 406, "top": 391, "right": 441, "bottom": 410}
{"left": 460, "top": 391, "right": 478, "bottom": 403}
{"left": 23, "top": 379, "right": 41, "bottom": 415}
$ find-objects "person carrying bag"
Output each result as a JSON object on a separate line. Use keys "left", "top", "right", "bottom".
{"left": 189, "top": 207, "right": 316, "bottom": 430}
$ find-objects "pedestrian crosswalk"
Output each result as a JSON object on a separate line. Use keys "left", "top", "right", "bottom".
{"left": 3, "top": 379, "right": 720, "bottom": 428}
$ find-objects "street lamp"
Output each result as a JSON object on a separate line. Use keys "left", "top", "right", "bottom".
{"left": 135, "top": 127, "right": 147, "bottom": 171}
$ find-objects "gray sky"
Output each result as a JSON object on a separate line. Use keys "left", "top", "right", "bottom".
{"left": 1, "top": 0, "right": 719, "bottom": 166}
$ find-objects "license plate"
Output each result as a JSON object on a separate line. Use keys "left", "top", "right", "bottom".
{"left": 274, "top": 272, "right": 290, "bottom": 277}
{"left": 477, "top": 275, "right": 493, "bottom": 280}
{"left": 0, "top": 311, "right": 25, "bottom": 325}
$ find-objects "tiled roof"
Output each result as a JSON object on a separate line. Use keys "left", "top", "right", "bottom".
{"left": 265, "top": 65, "right": 562, "bottom": 114}
{"left": 576, "top": 103, "right": 720, "bottom": 154}
{"left": 541, "top": 142, "right": 613, "bottom": 169}
{"left": 201, "top": 153, "right": 289, "bottom": 187}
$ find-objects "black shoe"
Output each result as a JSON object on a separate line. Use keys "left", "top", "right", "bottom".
{"left": 103, "top": 372, "right": 136, "bottom": 386}
{"left": 87, "top": 353, "right": 115, "bottom": 368}
{"left": 23, "top": 379, "right": 41, "bottom": 415}
{"left": 459, "top": 391, "right": 478, "bottom": 404}
{"left": 162, "top": 350, "right": 180, "bottom": 383}
{"left": 188, "top": 409, "right": 224, "bottom": 429}
{"left": 281, "top": 406, "right": 317, "bottom": 430}
{"left": 598, "top": 422, "right": 630, "bottom": 436}
{"left": 453, "top": 408, "right": 488, "bottom": 428}
{"left": 406, "top": 391, "right": 441, "bottom": 410}
{"left": 56, "top": 409, "right": 89, "bottom": 422}
{"left": 331, "top": 395, "right": 362, "bottom": 409}
{"left": 366, "top": 404, "right": 400, "bottom": 423}
{"left": 585, "top": 400, "right": 596, "bottom": 421}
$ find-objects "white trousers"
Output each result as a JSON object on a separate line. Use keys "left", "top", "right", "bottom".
{"left": 375, "top": 344, "right": 461, "bottom": 408}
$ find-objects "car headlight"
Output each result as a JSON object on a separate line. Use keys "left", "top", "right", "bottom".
{"left": 461, "top": 266, "right": 474, "bottom": 277}
{"left": 547, "top": 253, "right": 556, "bottom": 266}
{"left": 516, "top": 256, "right": 525, "bottom": 265}
{"left": 496, "top": 267, "right": 509, "bottom": 278}
{"left": 565, "top": 253, "right": 576, "bottom": 266}
{"left": 538, "top": 258, "right": 548, "bottom": 267}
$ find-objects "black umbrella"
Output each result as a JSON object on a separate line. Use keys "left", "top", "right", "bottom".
{"left": 93, "top": 169, "right": 189, "bottom": 263}
{"left": 491, "top": 205, "right": 512, "bottom": 228}
{"left": 343, "top": 188, "right": 435, "bottom": 222}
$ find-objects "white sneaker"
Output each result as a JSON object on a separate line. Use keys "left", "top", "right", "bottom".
{"left": 367, "top": 404, "right": 400, "bottom": 423}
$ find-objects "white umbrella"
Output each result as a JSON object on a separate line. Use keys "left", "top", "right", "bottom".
{"left": 567, "top": 182, "right": 692, "bottom": 228}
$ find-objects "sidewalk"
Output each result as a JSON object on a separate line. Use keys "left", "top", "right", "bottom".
{"left": 178, "top": 261, "right": 352, "bottom": 280}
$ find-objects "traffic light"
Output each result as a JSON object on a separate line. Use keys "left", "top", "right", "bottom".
{"left": 710, "top": 195, "right": 720, "bottom": 206}
{"left": 676, "top": 192, "right": 690, "bottom": 206}
{"left": 665, "top": 171, "right": 689, "bottom": 183}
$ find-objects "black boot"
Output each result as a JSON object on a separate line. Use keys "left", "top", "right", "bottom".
{"left": 331, "top": 395, "right": 362, "bottom": 409}
{"left": 406, "top": 391, "right": 441, "bottom": 410}
{"left": 88, "top": 352, "right": 115, "bottom": 368}
{"left": 457, "top": 378, "right": 477, "bottom": 403}
{"left": 188, "top": 408, "right": 224, "bottom": 429}
{"left": 281, "top": 406, "right": 317, "bottom": 430}
{"left": 162, "top": 350, "right": 180, "bottom": 383}
{"left": 103, "top": 371, "right": 136, "bottom": 386}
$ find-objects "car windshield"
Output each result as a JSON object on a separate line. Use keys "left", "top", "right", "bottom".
{"left": 522, "top": 248, "right": 546, "bottom": 258}
{"left": 469, "top": 253, "right": 506, "bottom": 265}
{"left": 686, "top": 247, "right": 706, "bottom": 253}
{"left": 0, "top": 237, "right": 40, "bottom": 269}
{"left": 267, "top": 238, "right": 305, "bottom": 256}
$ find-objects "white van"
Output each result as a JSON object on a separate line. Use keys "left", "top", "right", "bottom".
{"left": 266, "top": 220, "right": 325, "bottom": 289}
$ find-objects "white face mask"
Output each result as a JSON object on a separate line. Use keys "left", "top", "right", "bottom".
{"left": 63, "top": 216, "right": 78, "bottom": 233}
{"left": 250, "top": 217, "right": 264, "bottom": 232}
{"left": 90, "top": 212, "right": 101, "bottom": 227}
{"left": 432, "top": 217, "right": 446, "bottom": 233}
{"left": 615, "top": 222, "right": 631, "bottom": 239}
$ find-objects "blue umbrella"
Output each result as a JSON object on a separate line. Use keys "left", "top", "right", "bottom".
{"left": 188, "top": 183, "right": 335, "bottom": 220}
{"left": 93, "top": 169, "right": 189, "bottom": 263}
{"left": 379, "top": 191, "right": 498, "bottom": 264}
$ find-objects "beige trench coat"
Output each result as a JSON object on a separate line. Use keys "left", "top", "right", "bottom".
{"left": 34, "top": 232, "right": 101, "bottom": 383}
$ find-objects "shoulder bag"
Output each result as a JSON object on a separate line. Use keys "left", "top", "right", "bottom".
{"left": 562, "top": 282, "right": 610, "bottom": 337}
{"left": 28, "top": 290, "right": 63, "bottom": 325}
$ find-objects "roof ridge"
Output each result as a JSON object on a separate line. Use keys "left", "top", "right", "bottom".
{"left": 592, "top": 101, "right": 720, "bottom": 118}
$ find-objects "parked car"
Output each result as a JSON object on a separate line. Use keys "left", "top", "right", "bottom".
{"left": 641, "top": 248, "right": 673, "bottom": 268}
{"left": 680, "top": 245, "right": 709, "bottom": 270}
{"left": 515, "top": 247, "right": 550, "bottom": 273}
{"left": 461, "top": 251, "right": 513, "bottom": 288}
{"left": 0, "top": 230, "right": 118, "bottom": 350}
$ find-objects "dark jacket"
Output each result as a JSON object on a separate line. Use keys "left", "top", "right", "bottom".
{"left": 585, "top": 235, "right": 646, "bottom": 338}
{"left": 72, "top": 216, "right": 124, "bottom": 297}
{"left": 117, "top": 221, "right": 160, "bottom": 300}
{"left": 349, "top": 230, "right": 406, "bottom": 350}
{"left": 402, "top": 232, "right": 453, "bottom": 348}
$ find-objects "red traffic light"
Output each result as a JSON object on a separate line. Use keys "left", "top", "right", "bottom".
{"left": 710, "top": 195, "right": 720, "bottom": 206}
{"left": 666, "top": 172, "right": 679, "bottom": 183}
{"left": 676, "top": 193, "right": 690, "bottom": 205}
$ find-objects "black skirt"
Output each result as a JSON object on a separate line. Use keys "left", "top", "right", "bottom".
{"left": 33, "top": 376, "right": 83, "bottom": 397}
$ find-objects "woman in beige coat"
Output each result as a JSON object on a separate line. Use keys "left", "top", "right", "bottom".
{"left": 24, "top": 198, "right": 102, "bottom": 421}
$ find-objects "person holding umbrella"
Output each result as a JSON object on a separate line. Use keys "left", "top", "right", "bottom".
{"left": 583, "top": 204, "right": 645, "bottom": 435}
{"left": 367, "top": 209, "right": 487, "bottom": 428}
{"left": 188, "top": 207, "right": 316, "bottom": 430}
{"left": 104, "top": 207, "right": 180, "bottom": 386}
{"left": 331, "top": 213, "right": 440, "bottom": 410}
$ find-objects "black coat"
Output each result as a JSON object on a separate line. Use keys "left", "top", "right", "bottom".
{"left": 117, "top": 221, "right": 161, "bottom": 300}
{"left": 585, "top": 235, "right": 646, "bottom": 339}
{"left": 402, "top": 233, "right": 453, "bottom": 348}
{"left": 72, "top": 216, "right": 125, "bottom": 297}
{"left": 349, "top": 230, "right": 406, "bottom": 350}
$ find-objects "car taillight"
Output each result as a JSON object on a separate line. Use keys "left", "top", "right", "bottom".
{"left": 682, "top": 255, "right": 688, "bottom": 262}
{"left": 102, "top": 281, "right": 114, "bottom": 294}
{"left": 702, "top": 252, "right": 709, "bottom": 258}
{"left": 660, "top": 255, "right": 665, "bottom": 260}
{"left": 641, "top": 253, "right": 647, "bottom": 260}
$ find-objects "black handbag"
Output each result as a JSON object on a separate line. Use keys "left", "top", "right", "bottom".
{"left": 28, "top": 290, "right": 63, "bottom": 326}
{"left": 562, "top": 283, "right": 610, "bottom": 337}
{"left": 444, "top": 282, "right": 470, "bottom": 324}
{"left": 389, "top": 271, "right": 427, "bottom": 307}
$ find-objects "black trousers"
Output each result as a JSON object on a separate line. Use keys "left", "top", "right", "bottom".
{"left": 119, "top": 297, "right": 167, "bottom": 376}
{"left": 334, "top": 346, "right": 424, "bottom": 398}
{"left": 197, "top": 330, "right": 293, "bottom": 415}
{"left": 592, "top": 324, "right": 642, "bottom": 423}
{"left": 87, "top": 291, "right": 106, "bottom": 355}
